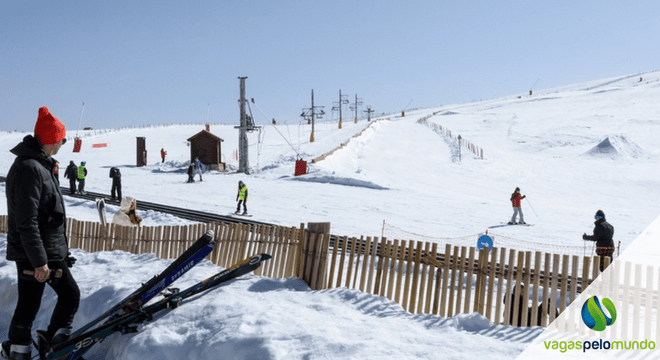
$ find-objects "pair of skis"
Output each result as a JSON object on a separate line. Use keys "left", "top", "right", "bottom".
{"left": 37, "top": 230, "right": 271, "bottom": 360}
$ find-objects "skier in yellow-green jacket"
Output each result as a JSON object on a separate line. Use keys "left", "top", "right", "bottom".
{"left": 235, "top": 180, "right": 248, "bottom": 215}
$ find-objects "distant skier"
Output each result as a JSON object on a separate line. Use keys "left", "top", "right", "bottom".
{"left": 508, "top": 187, "right": 526, "bottom": 225}
{"left": 193, "top": 157, "right": 203, "bottom": 181}
{"left": 160, "top": 148, "right": 167, "bottom": 163}
{"left": 187, "top": 163, "right": 195, "bottom": 183}
{"left": 583, "top": 210, "right": 615, "bottom": 272}
{"left": 77, "top": 161, "right": 88, "bottom": 195}
{"left": 64, "top": 160, "right": 77, "bottom": 193}
{"left": 235, "top": 180, "right": 248, "bottom": 215}
{"left": 109, "top": 167, "right": 122, "bottom": 201}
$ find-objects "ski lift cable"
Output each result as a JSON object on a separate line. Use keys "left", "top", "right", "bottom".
{"left": 75, "top": 102, "right": 85, "bottom": 138}
{"left": 250, "top": 99, "right": 302, "bottom": 159}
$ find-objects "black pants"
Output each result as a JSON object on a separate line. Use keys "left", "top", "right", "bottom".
{"left": 111, "top": 178, "right": 122, "bottom": 200}
{"left": 68, "top": 178, "right": 76, "bottom": 193}
{"left": 236, "top": 200, "right": 247, "bottom": 213}
{"left": 9, "top": 261, "right": 80, "bottom": 345}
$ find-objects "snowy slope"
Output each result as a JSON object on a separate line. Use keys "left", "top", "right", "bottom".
{"left": 1, "top": 71, "right": 660, "bottom": 359}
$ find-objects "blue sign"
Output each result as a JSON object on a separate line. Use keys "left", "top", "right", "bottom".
{"left": 477, "top": 234, "right": 493, "bottom": 251}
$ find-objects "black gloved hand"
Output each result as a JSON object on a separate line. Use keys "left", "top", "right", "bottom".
{"left": 582, "top": 233, "right": 588, "bottom": 240}
{"left": 65, "top": 252, "right": 77, "bottom": 268}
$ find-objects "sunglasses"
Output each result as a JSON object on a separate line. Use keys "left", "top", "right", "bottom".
{"left": 594, "top": 215, "right": 603, "bottom": 220}
{"left": 61, "top": 138, "right": 67, "bottom": 145}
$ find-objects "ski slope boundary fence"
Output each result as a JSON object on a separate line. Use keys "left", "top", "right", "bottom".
{"left": 0, "top": 216, "right": 656, "bottom": 340}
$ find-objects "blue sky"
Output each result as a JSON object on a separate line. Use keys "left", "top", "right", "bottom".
{"left": 1, "top": 1, "right": 659, "bottom": 132}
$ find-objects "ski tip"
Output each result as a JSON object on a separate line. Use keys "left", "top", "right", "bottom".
{"left": 261, "top": 253, "right": 273, "bottom": 261}
{"left": 203, "top": 229, "right": 214, "bottom": 238}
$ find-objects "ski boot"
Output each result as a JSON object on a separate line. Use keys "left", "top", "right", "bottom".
{"left": 1, "top": 341, "right": 31, "bottom": 360}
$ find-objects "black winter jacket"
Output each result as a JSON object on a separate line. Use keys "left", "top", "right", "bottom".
{"left": 584, "top": 218, "right": 615, "bottom": 248}
{"left": 6, "top": 135, "right": 69, "bottom": 267}
{"left": 64, "top": 163, "right": 77, "bottom": 179}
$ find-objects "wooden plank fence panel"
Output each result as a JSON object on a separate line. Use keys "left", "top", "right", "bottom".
{"left": 328, "top": 232, "right": 341, "bottom": 289}
{"left": 425, "top": 243, "right": 438, "bottom": 314}
{"left": 494, "top": 247, "right": 507, "bottom": 325}
{"left": 367, "top": 237, "right": 379, "bottom": 295}
{"left": 520, "top": 251, "right": 532, "bottom": 328}
{"left": 386, "top": 240, "right": 399, "bottom": 301}
{"left": 447, "top": 246, "right": 460, "bottom": 318}
{"left": 417, "top": 242, "right": 430, "bottom": 314}
{"left": 394, "top": 240, "right": 406, "bottom": 305}
{"left": 476, "top": 248, "right": 489, "bottom": 315}
{"left": 455, "top": 246, "right": 467, "bottom": 315}
{"left": 633, "top": 264, "right": 642, "bottom": 340}
{"left": 352, "top": 236, "right": 364, "bottom": 289}
{"left": 346, "top": 237, "right": 358, "bottom": 289}
{"left": 464, "top": 247, "right": 476, "bottom": 314}
{"left": 359, "top": 237, "right": 372, "bottom": 293}
{"left": 439, "top": 244, "right": 452, "bottom": 318}
{"left": 621, "top": 261, "right": 632, "bottom": 340}
{"left": 645, "top": 266, "right": 654, "bottom": 340}
{"left": 485, "top": 247, "right": 499, "bottom": 321}
{"left": 336, "top": 236, "right": 348, "bottom": 288}
{"left": 409, "top": 241, "right": 423, "bottom": 314}
{"left": 511, "top": 251, "right": 525, "bottom": 327}
{"left": 374, "top": 237, "right": 388, "bottom": 296}
{"left": 549, "top": 254, "right": 560, "bottom": 325}
{"left": 530, "top": 251, "right": 541, "bottom": 327}
{"left": 503, "top": 249, "right": 516, "bottom": 326}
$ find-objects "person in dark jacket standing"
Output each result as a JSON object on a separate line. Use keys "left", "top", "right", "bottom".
{"left": 109, "top": 167, "right": 122, "bottom": 201}
{"left": 2, "top": 107, "right": 80, "bottom": 360}
{"left": 76, "top": 161, "right": 87, "bottom": 195}
{"left": 63, "top": 161, "right": 77, "bottom": 193}
{"left": 187, "top": 163, "right": 195, "bottom": 183}
{"left": 583, "top": 209, "right": 615, "bottom": 272}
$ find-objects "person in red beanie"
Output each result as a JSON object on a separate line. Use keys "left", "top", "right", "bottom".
{"left": 2, "top": 107, "right": 80, "bottom": 360}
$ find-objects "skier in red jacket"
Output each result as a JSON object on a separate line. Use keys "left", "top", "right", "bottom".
{"left": 508, "top": 187, "right": 526, "bottom": 225}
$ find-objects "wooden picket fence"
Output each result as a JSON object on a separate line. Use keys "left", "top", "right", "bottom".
{"left": 5, "top": 215, "right": 656, "bottom": 338}
{"left": 323, "top": 236, "right": 613, "bottom": 328}
{"left": 0, "top": 216, "right": 308, "bottom": 279}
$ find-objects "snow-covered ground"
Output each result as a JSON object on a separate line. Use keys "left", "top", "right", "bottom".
{"left": 1, "top": 71, "right": 660, "bottom": 359}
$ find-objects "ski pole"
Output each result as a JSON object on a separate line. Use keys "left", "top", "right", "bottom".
{"left": 526, "top": 198, "right": 538, "bottom": 217}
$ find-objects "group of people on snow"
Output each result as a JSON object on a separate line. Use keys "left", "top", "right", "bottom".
{"left": 3, "top": 106, "right": 621, "bottom": 359}
{"left": 63, "top": 160, "right": 87, "bottom": 195}
{"left": 508, "top": 187, "right": 615, "bottom": 272}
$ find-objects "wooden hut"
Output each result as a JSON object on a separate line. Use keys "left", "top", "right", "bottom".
{"left": 187, "top": 130, "right": 225, "bottom": 171}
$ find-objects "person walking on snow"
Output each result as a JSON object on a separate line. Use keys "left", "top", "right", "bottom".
{"left": 109, "top": 167, "right": 122, "bottom": 201}
{"left": 193, "top": 157, "right": 203, "bottom": 181}
{"left": 187, "top": 163, "right": 195, "bottom": 183}
{"left": 235, "top": 180, "right": 248, "bottom": 215}
{"left": 64, "top": 160, "right": 77, "bottom": 194}
{"left": 508, "top": 187, "right": 526, "bottom": 225}
{"left": 77, "top": 161, "right": 87, "bottom": 195}
{"left": 2, "top": 107, "right": 80, "bottom": 360}
{"left": 160, "top": 148, "right": 167, "bottom": 163}
{"left": 583, "top": 210, "right": 615, "bottom": 272}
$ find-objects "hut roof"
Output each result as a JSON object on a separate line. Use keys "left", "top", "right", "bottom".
{"left": 187, "top": 130, "right": 224, "bottom": 142}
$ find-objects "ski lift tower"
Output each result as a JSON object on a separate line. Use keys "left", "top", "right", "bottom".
{"left": 350, "top": 94, "right": 363, "bottom": 123}
{"left": 363, "top": 106, "right": 375, "bottom": 122}
{"left": 300, "top": 89, "right": 325, "bottom": 143}
{"left": 235, "top": 76, "right": 260, "bottom": 174}
{"left": 331, "top": 89, "right": 349, "bottom": 129}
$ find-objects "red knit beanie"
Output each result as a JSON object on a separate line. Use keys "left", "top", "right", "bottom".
{"left": 34, "top": 106, "right": 66, "bottom": 145}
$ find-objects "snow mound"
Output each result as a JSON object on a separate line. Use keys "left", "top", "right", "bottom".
{"left": 452, "top": 312, "right": 494, "bottom": 332}
{"left": 584, "top": 135, "right": 647, "bottom": 159}
{"left": 287, "top": 174, "right": 389, "bottom": 190}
